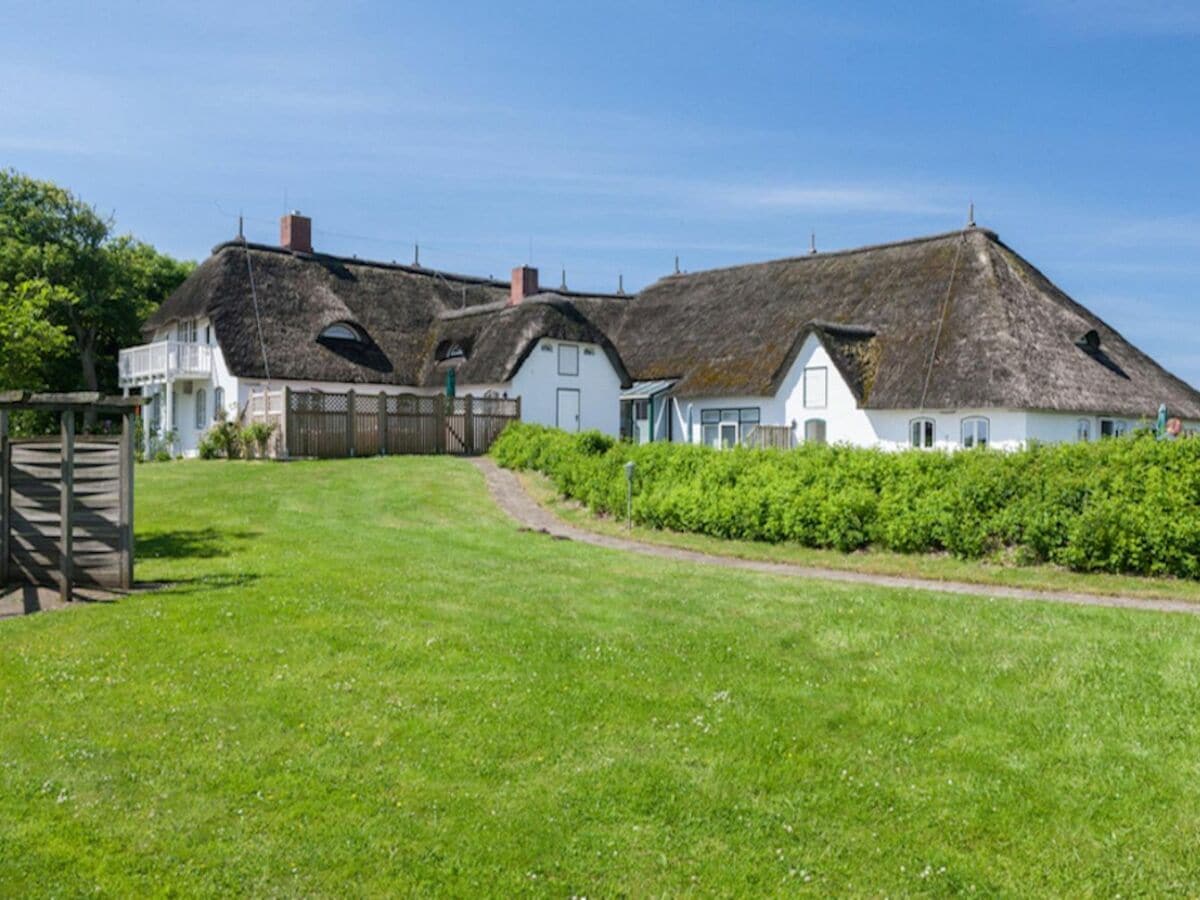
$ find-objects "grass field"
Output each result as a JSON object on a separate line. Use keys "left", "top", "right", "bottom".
{"left": 2, "top": 458, "right": 1200, "bottom": 895}
{"left": 518, "top": 470, "right": 1200, "bottom": 604}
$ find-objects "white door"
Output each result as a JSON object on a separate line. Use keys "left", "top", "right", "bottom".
{"left": 556, "top": 388, "right": 581, "bottom": 432}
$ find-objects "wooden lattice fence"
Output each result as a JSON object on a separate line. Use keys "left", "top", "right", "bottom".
{"left": 246, "top": 389, "right": 520, "bottom": 459}
{"left": 1, "top": 393, "right": 137, "bottom": 601}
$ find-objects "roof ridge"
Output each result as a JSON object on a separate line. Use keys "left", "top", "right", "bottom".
{"left": 211, "top": 240, "right": 629, "bottom": 300}
{"left": 652, "top": 226, "right": 998, "bottom": 284}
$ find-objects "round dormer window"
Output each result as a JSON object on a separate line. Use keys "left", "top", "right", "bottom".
{"left": 320, "top": 323, "right": 362, "bottom": 342}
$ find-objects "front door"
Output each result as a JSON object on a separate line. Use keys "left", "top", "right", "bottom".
{"left": 556, "top": 388, "right": 581, "bottom": 432}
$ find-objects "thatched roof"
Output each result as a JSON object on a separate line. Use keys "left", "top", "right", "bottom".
{"left": 144, "top": 241, "right": 622, "bottom": 387}
{"left": 147, "top": 229, "right": 1200, "bottom": 418}
{"left": 424, "top": 295, "right": 630, "bottom": 387}
{"left": 612, "top": 228, "right": 1200, "bottom": 417}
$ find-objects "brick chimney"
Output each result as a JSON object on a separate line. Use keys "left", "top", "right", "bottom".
{"left": 510, "top": 265, "right": 538, "bottom": 305}
{"left": 280, "top": 211, "right": 312, "bottom": 253}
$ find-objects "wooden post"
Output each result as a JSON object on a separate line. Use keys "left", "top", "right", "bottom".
{"left": 60, "top": 410, "right": 75, "bottom": 603}
{"left": 346, "top": 390, "right": 356, "bottom": 458}
{"left": 378, "top": 392, "right": 388, "bottom": 456}
{"left": 0, "top": 410, "right": 8, "bottom": 587}
{"left": 434, "top": 395, "right": 446, "bottom": 454}
{"left": 119, "top": 410, "right": 134, "bottom": 589}
{"left": 281, "top": 386, "right": 292, "bottom": 460}
{"left": 463, "top": 395, "right": 475, "bottom": 455}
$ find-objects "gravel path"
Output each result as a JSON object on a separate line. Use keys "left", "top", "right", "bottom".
{"left": 472, "top": 457, "right": 1200, "bottom": 616}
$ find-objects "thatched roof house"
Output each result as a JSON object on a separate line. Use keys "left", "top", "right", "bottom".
{"left": 130, "top": 213, "right": 1200, "bottom": 455}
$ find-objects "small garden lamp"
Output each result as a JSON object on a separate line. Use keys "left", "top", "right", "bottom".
{"left": 623, "top": 460, "right": 636, "bottom": 531}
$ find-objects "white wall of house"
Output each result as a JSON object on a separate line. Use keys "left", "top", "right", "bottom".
{"left": 508, "top": 338, "right": 622, "bottom": 435}
{"left": 661, "top": 334, "right": 1163, "bottom": 451}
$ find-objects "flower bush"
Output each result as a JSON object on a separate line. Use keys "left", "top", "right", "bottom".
{"left": 491, "top": 423, "right": 1200, "bottom": 579}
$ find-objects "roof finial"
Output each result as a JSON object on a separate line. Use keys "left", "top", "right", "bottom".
{"left": 810, "top": 232, "right": 817, "bottom": 255}
{"left": 618, "top": 273, "right": 625, "bottom": 295}
{"left": 560, "top": 267, "right": 567, "bottom": 290}
{"left": 674, "top": 254, "right": 680, "bottom": 275}
{"left": 413, "top": 242, "right": 420, "bottom": 267}
{"left": 968, "top": 201, "right": 975, "bottom": 228}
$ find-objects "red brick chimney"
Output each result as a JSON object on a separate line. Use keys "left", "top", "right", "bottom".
{"left": 510, "top": 265, "right": 539, "bottom": 305}
{"left": 280, "top": 211, "right": 312, "bottom": 253}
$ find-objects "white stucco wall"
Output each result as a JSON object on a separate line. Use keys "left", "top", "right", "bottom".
{"left": 660, "top": 334, "right": 1163, "bottom": 451}
{"left": 509, "top": 338, "right": 623, "bottom": 435}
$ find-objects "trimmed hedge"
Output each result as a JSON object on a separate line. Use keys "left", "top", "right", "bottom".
{"left": 491, "top": 423, "right": 1200, "bottom": 579}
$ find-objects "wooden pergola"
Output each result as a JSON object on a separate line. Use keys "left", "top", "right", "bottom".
{"left": 0, "top": 392, "right": 140, "bottom": 602}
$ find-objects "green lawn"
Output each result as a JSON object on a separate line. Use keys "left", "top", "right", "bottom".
{"left": 519, "top": 471, "right": 1200, "bottom": 604}
{"left": 2, "top": 458, "right": 1200, "bottom": 895}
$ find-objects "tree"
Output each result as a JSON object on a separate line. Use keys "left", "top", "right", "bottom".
{"left": 0, "top": 279, "right": 71, "bottom": 389}
{"left": 0, "top": 169, "right": 193, "bottom": 412}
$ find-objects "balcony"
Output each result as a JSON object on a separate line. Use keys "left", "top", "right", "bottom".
{"left": 118, "top": 340, "right": 213, "bottom": 387}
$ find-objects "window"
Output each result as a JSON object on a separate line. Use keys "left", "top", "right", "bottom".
{"left": 804, "top": 418, "right": 827, "bottom": 445}
{"left": 319, "top": 323, "right": 361, "bottom": 342}
{"left": 1076, "top": 418, "right": 1091, "bottom": 442}
{"left": 177, "top": 319, "right": 197, "bottom": 343}
{"left": 205, "top": 324, "right": 212, "bottom": 345}
{"left": 803, "top": 366, "right": 827, "bottom": 409}
{"left": 700, "top": 407, "right": 760, "bottom": 447}
{"left": 195, "top": 389, "right": 207, "bottom": 430}
{"left": 633, "top": 399, "right": 649, "bottom": 420}
{"left": 171, "top": 388, "right": 178, "bottom": 429}
{"left": 558, "top": 344, "right": 579, "bottom": 376}
{"left": 962, "top": 416, "right": 989, "bottom": 449}
{"left": 214, "top": 387, "right": 225, "bottom": 420}
{"left": 910, "top": 417, "right": 935, "bottom": 449}
{"left": 1100, "top": 418, "right": 1126, "bottom": 438}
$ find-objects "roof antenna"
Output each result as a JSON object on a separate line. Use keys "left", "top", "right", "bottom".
{"left": 560, "top": 267, "right": 567, "bottom": 290}
{"left": 968, "top": 201, "right": 975, "bottom": 228}
{"left": 618, "top": 273, "right": 625, "bottom": 295}
{"left": 674, "top": 254, "right": 680, "bottom": 275}
{"left": 413, "top": 242, "right": 420, "bottom": 267}
{"left": 810, "top": 232, "right": 817, "bottom": 255}
{"left": 237, "top": 212, "right": 244, "bottom": 240}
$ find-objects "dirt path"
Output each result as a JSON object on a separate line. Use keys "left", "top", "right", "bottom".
{"left": 472, "top": 458, "right": 1200, "bottom": 616}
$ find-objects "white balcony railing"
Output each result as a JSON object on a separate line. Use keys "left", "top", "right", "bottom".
{"left": 118, "top": 340, "right": 213, "bottom": 386}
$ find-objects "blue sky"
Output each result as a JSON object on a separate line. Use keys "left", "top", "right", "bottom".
{"left": 4, "top": 1, "right": 1200, "bottom": 383}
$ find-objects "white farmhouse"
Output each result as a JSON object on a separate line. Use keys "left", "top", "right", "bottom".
{"left": 120, "top": 213, "right": 1200, "bottom": 456}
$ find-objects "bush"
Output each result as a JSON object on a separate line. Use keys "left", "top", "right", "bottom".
{"left": 242, "top": 423, "right": 276, "bottom": 459}
{"left": 490, "top": 422, "right": 1200, "bottom": 580}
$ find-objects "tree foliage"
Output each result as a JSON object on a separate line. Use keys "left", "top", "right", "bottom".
{"left": 0, "top": 169, "right": 193, "bottom": 404}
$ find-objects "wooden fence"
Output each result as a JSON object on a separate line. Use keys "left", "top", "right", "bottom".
{"left": 743, "top": 424, "right": 796, "bottom": 450}
{"left": 246, "top": 389, "right": 521, "bottom": 459}
{"left": 1, "top": 397, "right": 136, "bottom": 600}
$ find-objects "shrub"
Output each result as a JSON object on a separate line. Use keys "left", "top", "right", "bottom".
{"left": 242, "top": 422, "right": 276, "bottom": 459}
{"left": 489, "top": 422, "right": 1200, "bottom": 580}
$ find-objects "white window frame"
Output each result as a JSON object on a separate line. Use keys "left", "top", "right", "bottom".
{"left": 803, "top": 366, "right": 828, "bottom": 409}
{"left": 214, "top": 386, "right": 225, "bottom": 420}
{"left": 804, "top": 418, "right": 827, "bottom": 445}
{"left": 178, "top": 318, "right": 197, "bottom": 343}
{"left": 558, "top": 343, "right": 579, "bottom": 376}
{"left": 962, "top": 416, "right": 989, "bottom": 449}
{"left": 1076, "top": 418, "right": 1091, "bottom": 442}
{"left": 700, "top": 407, "right": 760, "bottom": 448}
{"left": 910, "top": 417, "right": 936, "bottom": 449}
{"left": 194, "top": 388, "right": 207, "bottom": 430}
{"left": 1099, "top": 418, "right": 1126, "bottom": 439}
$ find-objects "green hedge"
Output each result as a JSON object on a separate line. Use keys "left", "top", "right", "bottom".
{"left": 491, "top": 423, "right": 1200, "bottom": 579}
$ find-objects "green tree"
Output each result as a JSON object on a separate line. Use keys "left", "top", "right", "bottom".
{"left": 0, "top": 169, "right": 193, "bottom": 408}
{"left": 0, "top": 279, "right": 71, "bottom": 388}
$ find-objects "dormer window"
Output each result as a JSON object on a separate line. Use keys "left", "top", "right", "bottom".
{"left": 319, "top": 323, "right": 362, "bottom": 342}
{"left": 435, "top": 340, "right": 469, "bottom": 363}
